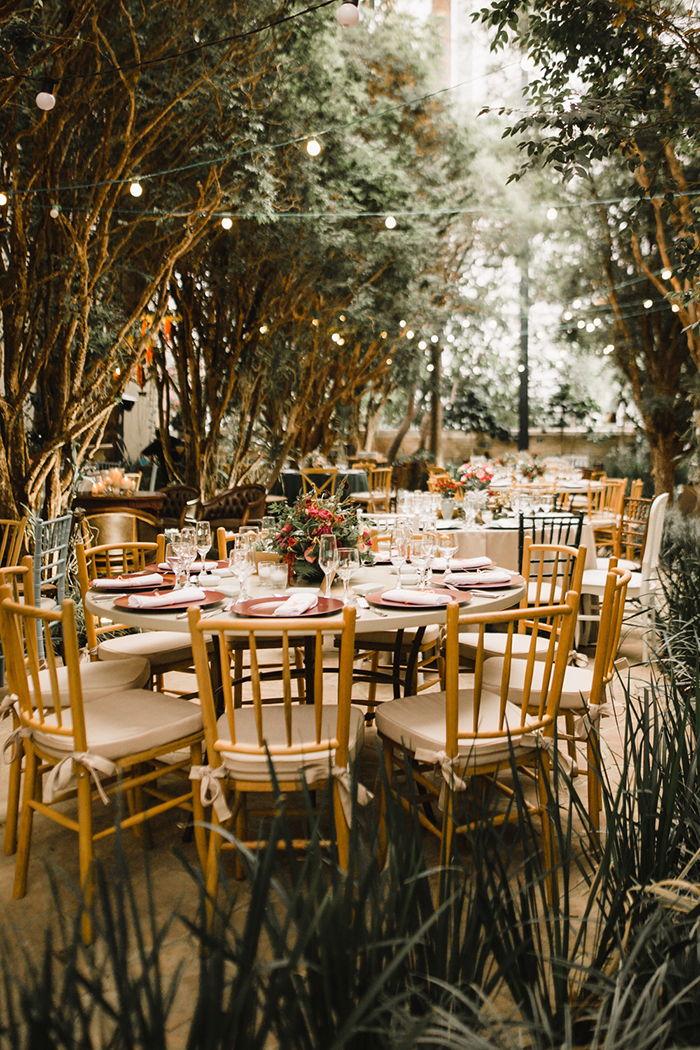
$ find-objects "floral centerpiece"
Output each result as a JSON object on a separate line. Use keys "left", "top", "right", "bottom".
{"left": 518, "top": 456, "right": 546, "bottom": 482}
{"left": 268, "top": 491, "right": 373, "bottom": 584}
{"left": 432, "top": 474, "right": 459, "bottom": 495}
{"left": 458, "top": 462, "right": 494, "bottom": 491}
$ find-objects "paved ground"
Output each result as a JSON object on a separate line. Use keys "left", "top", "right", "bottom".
{"left": 0, "top": 619, "right": 653, "bottom": 1044}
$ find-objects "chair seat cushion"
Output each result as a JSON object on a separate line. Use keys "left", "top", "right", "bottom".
{"left": 97, "top": 631, "right": 195, "bottom": 667}
{"left": 216, "top": 704, "right": 365, "bottom": 782}
{"left": 34, "top": 690, "right": 203, "bottom": 761}
{"left": 582, "top": 568, "right": 642, "bottom": 598}
{"left": 482, "top": 657, "right": 594, "bottom": 710}
{"left": 458, "top": 631, "right": 551, "bottom": 663}
{"left": 526, "top": 581, "right": 564, "bottom": 605}
{"left": 27, "top": 656, "right": 151, "bottom": 707}
{"left": 596, "top": 556, "right": 639, "bottom": 572}
{"left": 375, "top": 688, "right": 540, "bottom": 769}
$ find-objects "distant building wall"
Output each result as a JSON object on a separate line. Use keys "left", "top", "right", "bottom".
{"left": 373, "top": 428, "right": 638, "bottom": 465}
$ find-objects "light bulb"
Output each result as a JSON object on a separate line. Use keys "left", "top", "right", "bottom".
{"left": 644, "top": 299, "right": 653, "bottom": 308}
{"left": 49, "top": 206, "right": 60, "bottom": 218}
{"left": 221, "top": 216, "right": 233, "bottom": 229}
{"left": 661, "top": 268, "right": 672, "bottom": 279}
{"left": 547, "top": 207, "right": 558, "bottom": 220}
{"left": 129, "top": 181, "right": 143, "bottom": 197}
{"left": 306, "top": 138, "right": 321, "bottom": 156}
{"left": 337, "top": 2, "right": 359, "bottom": 28}
{"left": 385, "top": 215, "right": 397, "bottom": 229}
{"left": 0, "top": 193, "right": 6, "bottom": 206}
{"left": 36, "top": 91, "right": 56, "bottom": 111}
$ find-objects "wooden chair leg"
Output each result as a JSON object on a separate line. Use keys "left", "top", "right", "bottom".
{"left": 13, "top": 746, "right": 37, "bottom": 899}
{"left": 76, "top": 766, "right": 96, "bottom": 945}
{"left": 4, "top": 724, "right": 22, "bottom": 855}
{"left": 537, "top": 753, "right": 558, "bottom": 907}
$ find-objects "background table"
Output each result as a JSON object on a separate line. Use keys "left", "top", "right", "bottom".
{"left": 269, "top": 469, "right": 370, "bottom": 502}
{"left": 435, "top": 519, "right": 598, "bottom": 571}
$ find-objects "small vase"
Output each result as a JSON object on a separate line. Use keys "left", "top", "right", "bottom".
{"left": 440, "top": 498, "right": 455, "bottom": 521}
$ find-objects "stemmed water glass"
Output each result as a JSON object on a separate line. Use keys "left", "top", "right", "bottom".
{"left": 436, "top": 531, "right": 458, "bottom": 572}
{"left": 318, "top": 535, "right": 339, "bottom": 597}
{"left": 390, "top": 526, "right": 410, "bottom": 589}
{"left": 336, "top": 547, "right": 360, "bottom": 605}
{"left": 165, "top": 538, "right": 185, "bottom": 589}
{"left": 179, "top": 526, "right": 197, "bottom": 583}
{"left": 229, "top": 538, "right": 255, "bottom": 600}
{"left": 411, "top": 532, "right": 436, "bottom": 589}
{"left": 194, "top": 521, "right": 212, "bottom": 581}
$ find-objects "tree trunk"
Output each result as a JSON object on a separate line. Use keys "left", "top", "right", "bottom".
{"left": 386, "top": 387, "right": 421, "bottom": 464}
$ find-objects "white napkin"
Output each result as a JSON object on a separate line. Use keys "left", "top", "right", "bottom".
{"left": 458, "top": 556, "right": 493, "bottom": 570}
{"left": 272, "top": 594, "right": 319, "bottom": 616}
{"left": 443, "top": 570, "right": 512, "bottom": 588}
{"left": 158, "top": 561, "right": 219, "bottom": 572}
{"left": 380, "top": 589, "right": 451, "bottom": 606}
{"left": 127, "top": 586, "right": 207, "bottom": 608}
{"left": 92, "top": 573, "right": 164, "bottom": 590}
{"left": 372, "top": 553, "right": 392, "bottom": 564}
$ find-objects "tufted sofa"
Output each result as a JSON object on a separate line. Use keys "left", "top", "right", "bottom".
{"left": 159, "top": 485, "right": 200, "bottom": 529}
{"left": 192, "top": 485, "right": 267, "bottom": 532}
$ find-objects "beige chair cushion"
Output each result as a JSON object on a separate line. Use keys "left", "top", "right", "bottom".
{"left": 482, "top": 657, "right": 594, "bottom": 710}
{"left": 26, "top": 656, "right": 151, "bottom": 707}
{"left": 375, "top": 688, "right": 540, "bottom": 769}
{"left": 35, "top": 690, "right": 203, "bottom": 761}
{"left": 97, "top": 631, "right": 195, "bottom": 667}
{"left": 458, "top": 631, "right": 551, "bottom": 663}
{"left": 216, "top": 704, "right": 365, "bottom": 782}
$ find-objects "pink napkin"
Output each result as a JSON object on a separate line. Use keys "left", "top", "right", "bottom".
{"left": 92, "top": 573, "right": 164, "bottom": 590}
{"left": 380, "top": 589, "right": 451, "bottom": 606}
{"left": 127, "top": 586, "right": 206, "bottom": 609}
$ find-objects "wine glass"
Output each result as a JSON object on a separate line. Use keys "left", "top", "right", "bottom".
{"left": 336, "top": 547, "right": 360, "bottom": 605}
{"left": 390, "top": 527, "right": 410, "bottom": 588}
{"left": 411, "top": 532, "right": 436, "bottom": 589}
{"left": 436, "top": 532, "right": 458, "bottom": 572}
{"left": 179, "top": 526, "right": 197, "bottom": 584}
{"left": 229, "top": 543, "right": 255, "bottom": 600}
{"left": 164, "top": 539, "right": 185, "bottom": 589}
{"left": 318, "top": 535, "right": 339, "bottom": 596}
{"left": 194, "top": 521, "right": 212, "bottom": 580}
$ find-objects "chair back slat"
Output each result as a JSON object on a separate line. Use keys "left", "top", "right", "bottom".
{"left": 75, "top": 539, "right": 164, "bottom": 650}
{"left": 447, "top": 592, "right": 579, "bottom": 755}
{"left": 517, "top": 511, "right": 584, "bottom": 571}
{"left": 0, "top": 518, "right": 27, "bottom": 568}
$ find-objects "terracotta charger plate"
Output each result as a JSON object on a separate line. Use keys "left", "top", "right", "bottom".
{"left": 444, "top": 571, "right": 525, "bottom": 590}
{"left": 113, "top": 589, "right": 225, "bottom": 613}
{"left": 365, "top": 586, "right": 472, "bottom": 610}
{"left": 233, "top": 596, "right": 344, "bottom": 618}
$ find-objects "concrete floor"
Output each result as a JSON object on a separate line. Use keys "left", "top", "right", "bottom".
{"left": 0, "top": 620, "right": 653, "bottom": 1044}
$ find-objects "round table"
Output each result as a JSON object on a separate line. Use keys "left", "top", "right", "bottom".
{"left": 85, "top": 565, "right": 526, "bottom": 701}
{"left": 85, "top": 563, "right": 526, "bottom": 636}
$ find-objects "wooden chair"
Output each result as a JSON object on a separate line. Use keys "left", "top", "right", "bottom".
{"left": 0, "top": 517, "right": 26, "bottom": 567}
{"left": 367, "top": 466, "right": 394, "bottom": 513}
{"left": 579, "top": 492, "right": 668, "bottom": 659}
{"left": 587, "top": 479, "right": 626, "bottom": 552}
{"left": 482, "top": 566, "right": 631, "bottom": 830}
{"left": 75, "top": 539, "right": 198, "bottom": 688}
{"left": 300, "top": 468, "right": 338, "bottom": 497}
{"left": 610, "top": 495, "right": 652, "bottom": 568}
{"left": 187, "top": 604, "right": 365, "bottom": 891}
{"left": 80, "top": 509, "right": 162, "bottom": 547}
{"left": 629, "top": 478, "right": 643, "bottom": 500}
{"left": 0, "top": 586, "right": 205, "bottom": 941}
{"left": 33, "top": 513, "right": 73, "bottom": 660}
{"left": 0, "top": 557, "right": 150, "bottom": 857}
{"left": 458, "top": 539, "right": 585, "bottom": 665}
{"left": 376, "top": 593, "right": 579, "bottom": 899}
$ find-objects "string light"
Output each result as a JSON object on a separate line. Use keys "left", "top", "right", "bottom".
{"left": 306, "top": 138, "right": 321, "bottom": 156}
{"left": 406, "top": 330, "right": 414, "bottom": 339}
{"left": 0, "top": 193, "right": 6, "bottom": 206}
{"left": 129, "top": 180, "right": 143, "bottom": 197}
{"left": 35, "top": 80, "right": 56, "bottom": 111}
{"left": 337, "top": 1, "right": 359, "bottom": 28}
{"left": 672, "top": 303, "right": 680, "bottom": 312}
{"left": 547, "top": 207, "right": 557, "bottom": 221}
{"left": 221, "top": 216, "right": 232, "bottom": 229}
{"left": 384, "top": 215, "right": 396, "bottom": 229}
{"left": 643, "top": 298, "right": 653, "bottom": 308}
{"left": 661, "top": 268, "right": 672, "bottom": 279}
{"left": 49, "top": 205, "right": 60, "bottom": 218}
{"left": 430, "top": 335, "right": 438, "bottom": 342}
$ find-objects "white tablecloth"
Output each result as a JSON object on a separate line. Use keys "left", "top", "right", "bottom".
{"left": 439, "top": 520, "right": 597, "bottom": 571}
